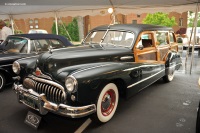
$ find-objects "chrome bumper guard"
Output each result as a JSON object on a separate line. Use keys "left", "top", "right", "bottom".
{"left": 13, "top": 83, "right": 96, "bottom": 118}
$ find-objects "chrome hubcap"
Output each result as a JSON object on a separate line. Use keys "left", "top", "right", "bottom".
{"left": 101, "top": 89, "right": 116, "bottom": 116}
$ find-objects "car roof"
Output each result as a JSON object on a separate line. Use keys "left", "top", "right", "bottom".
{"left": 8, "top": 34, "right": 73, "bottom": 46}
{"left": 92, "top": 24, "right": 173, "bottom": 34}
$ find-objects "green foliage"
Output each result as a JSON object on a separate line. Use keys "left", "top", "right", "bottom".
{"left": 14, "top": 30, "right": 23, "bottom": 34}
{"left": 52, "top": 18, "right": 79, "bottom": 41}
{"left": 187, "top": 12, "right": 200, "bottom": 27}
{"left": 143, "top": 12, "right": 177, "bottom": 27}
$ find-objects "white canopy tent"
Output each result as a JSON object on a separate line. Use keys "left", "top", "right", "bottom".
{"left": 0, "top": 0, "right": 198, "bottom": 19}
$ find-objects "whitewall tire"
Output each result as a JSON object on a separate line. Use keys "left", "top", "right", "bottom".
{"left": 0, "top": 73, "right": 5, "bottom": 91}
{"left": 95, "top": 83, "right": 119, "bottom": 123}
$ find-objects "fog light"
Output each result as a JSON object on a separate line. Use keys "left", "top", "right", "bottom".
{"left": 71, "top": 95, "right": 76, "bottom": 101}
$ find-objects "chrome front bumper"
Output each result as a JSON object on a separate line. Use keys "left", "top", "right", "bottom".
{"left": 13, "top": 83, "right": 96, "bottom": 118}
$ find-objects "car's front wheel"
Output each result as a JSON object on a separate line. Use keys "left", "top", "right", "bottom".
{"left": 93, "top": 83, "right": 119, "bottom": 123}
{"left": 0, "top": 73, "right": 5, "bottom": 91}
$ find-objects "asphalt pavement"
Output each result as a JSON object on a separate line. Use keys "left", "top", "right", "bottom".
{"left": 0, "top": 50, "right": 199, "bottom": 133}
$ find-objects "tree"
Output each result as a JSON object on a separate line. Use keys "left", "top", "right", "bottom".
{"left": 188, "top": 11, "right": 200, "bottom": 27}
{"left": 52, "top": 18, "right": 79, "bottom": 41}
{"left": 143, "top": 12, "right": 177, "bottom": 27}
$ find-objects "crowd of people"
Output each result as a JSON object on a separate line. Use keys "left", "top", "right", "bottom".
{"left": 0, "top": 20, "right": 13, "bottom": 43}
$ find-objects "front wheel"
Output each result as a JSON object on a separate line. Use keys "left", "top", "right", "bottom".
{"left": 93, "top": 83, "right": 119, "bottom": 123}
{"left": 0, "top": 73, "right": 5, "bottom": 91}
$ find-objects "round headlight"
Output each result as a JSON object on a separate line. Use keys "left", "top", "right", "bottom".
{"left": 12, "top": 61, "right": 21, "bottom": 74}
{"left": 65, "top": 76, "right": 77, "bottom": 92}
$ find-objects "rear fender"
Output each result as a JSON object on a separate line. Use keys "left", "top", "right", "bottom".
{"left": 164, "top": 50, "right": 182, "bottom": 75}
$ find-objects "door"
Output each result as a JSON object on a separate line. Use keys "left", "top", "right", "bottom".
{"left": 134, "top": 31, "right": 157, "bottom": 63}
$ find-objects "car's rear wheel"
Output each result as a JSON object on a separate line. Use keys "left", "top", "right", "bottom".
{"left": 163, "top": 65, "right": 175, "bottom": 82}
{"left": 0, "top": 73, "right": 5, "bottom": 91}
{"left": 92, "top": 83, "right": 119, "bottom": 123}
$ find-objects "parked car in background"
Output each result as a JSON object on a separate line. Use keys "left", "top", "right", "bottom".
{"left": 183, "top": 27, "right": 200, "bottom": 53}
{"left": 0, "top": 34, "right": 72, "bottom": 91}
{"left": 28, "top": 29, "right": 48, "bottom": 34}
{"left": 196, "top": 77, "right": 200, "bottom": 133}
{"left": 13, "top": 24, "right": 182, "bottom": 123}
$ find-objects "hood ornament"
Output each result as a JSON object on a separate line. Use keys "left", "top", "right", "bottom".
{"left": 48, "top": 46, "right": 53, "bottom": 54}
{"left": 35, "top": 67, "right": 41, "bottom": 76}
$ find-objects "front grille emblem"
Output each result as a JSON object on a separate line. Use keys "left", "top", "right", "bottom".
{"left": 35, "top": 68, "right": 41, "bottom": 76}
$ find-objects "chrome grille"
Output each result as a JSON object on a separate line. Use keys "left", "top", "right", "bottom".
{"left": 34, "top": 81, "right": 65, "bottom": 103}
{"left": 23, "top": 75, "right": 66, "bottom": 104}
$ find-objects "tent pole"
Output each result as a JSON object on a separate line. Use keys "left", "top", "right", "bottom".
{"left": 54, "top": 11, "right": 58, "bottom": 35}
{"left": 189, "top": 3, "right": 199, "bottom": 74}
{"left": 109, "top": 0, "right": 117, "bottom": 24}
{"left": 9, "top": 15, "right": 15, "bottom": 34}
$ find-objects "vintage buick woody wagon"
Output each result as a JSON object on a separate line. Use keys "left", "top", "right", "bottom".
{"left": 13, "top": 24, "right": 182, "bottom": 123}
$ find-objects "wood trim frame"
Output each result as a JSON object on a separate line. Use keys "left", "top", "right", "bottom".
{"left": 134, "top": 30, "right": 178, "bottom": 63}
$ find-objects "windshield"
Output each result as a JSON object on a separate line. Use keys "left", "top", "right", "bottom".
{"left": 2, "top": 37, "right": 28, "bottom": 53}
{"left": 84, "top": 30, "right": 135, "bottom": 48}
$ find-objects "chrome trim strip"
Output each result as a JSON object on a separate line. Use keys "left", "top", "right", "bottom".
{"left": 123, "top": 64, "right": 161, "bottom": 71}
{"left": 127, "top": 69, "right": 165, "bottom": 88}
{"left": 0, "top": 56, "right": 21, "bottom": 61}
{"left": 120, "top": 56, "right": 133, "bottom": 60}
{"left": 71, "top": 63, "right": 113, "bottom": 76}
{"left": 0, "top": 64, "right": 12, "bottom": 67}
{"left": 17, "top": 55, "right": 39, "bottom": 61}
{"left": 127, "top": 63, "right": 182, "bottom": 88}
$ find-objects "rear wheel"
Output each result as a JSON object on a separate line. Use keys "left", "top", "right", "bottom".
{"left": 0, "top": 73, "right": 5, "bottom": 91}
{"left": 163, "top": 65, "right": 175, "bottom": 82}
{"left": 92, "top": 83, "right": 119, "bottom": 123}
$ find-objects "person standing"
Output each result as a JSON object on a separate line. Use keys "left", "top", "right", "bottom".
{"left": 0, "top": 20, "right": 13, "bottom": 41}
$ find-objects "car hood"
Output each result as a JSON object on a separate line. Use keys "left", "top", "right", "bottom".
{"left": 36, "top": 45, "right": 133, "bottom": 76}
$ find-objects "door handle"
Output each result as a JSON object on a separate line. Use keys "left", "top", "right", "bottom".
{"left": 120, "top": 56, "right": 133, "bottom": 60}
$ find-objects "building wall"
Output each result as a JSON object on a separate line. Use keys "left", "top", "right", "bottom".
{"left": 13, "top": 16, "right": 72, "bottom": 34}
{"left": 11, "top": 12, "right": 187, "bottom": 36}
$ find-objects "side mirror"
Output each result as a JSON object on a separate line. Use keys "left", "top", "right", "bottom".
{"left": 138, "top": 44, "right": 144, "bottom": 50}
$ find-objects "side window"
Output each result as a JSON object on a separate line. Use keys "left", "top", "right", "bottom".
{"left": 30, "top": 40, "right": 36, "bottom": 53}
{"left": 49, "top": 39, "right": 64, "bottom": 48}
{"left": 136, "top": 33, "right": 154, "bottom": 48}
{"left": 169, "top": 32, "right": 175, "bottom": 43}
{"left": 34, "top": 39, "right": 49, "bottom": 51}
{"left": 156, "top": 31, "right": 169, "bottom": 46}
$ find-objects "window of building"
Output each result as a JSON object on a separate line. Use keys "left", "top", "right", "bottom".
{"left": 179, "top": 18, "right": 183, "bottom": 27}
{"left": 29, "top": 25, "right": 33, "bottom": 29}
{"left": 29, "top": 19, "right": 33, "bottom": 24}
{"left": 35, "top": 25, "right": 39, "bottom": 29}
{"left": 34, "top": 19, "right": 38, "bottom": 24}
{"left": 132, "top": 20, "right": 137, "bottom": 24}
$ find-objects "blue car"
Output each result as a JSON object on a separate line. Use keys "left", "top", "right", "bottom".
{"left": 0, "top": 34, "right": 72, "bottom": 91}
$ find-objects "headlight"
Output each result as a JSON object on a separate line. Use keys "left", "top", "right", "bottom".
{"left": 12, "top": 61, "right": 21, "bottom": 74}
{"left": 65, "top": 76, "right": 78, "bottom": 92}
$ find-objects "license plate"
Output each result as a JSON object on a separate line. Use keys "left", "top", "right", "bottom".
{"left": 23, "top": 95, "right": 36, "bottom": 109}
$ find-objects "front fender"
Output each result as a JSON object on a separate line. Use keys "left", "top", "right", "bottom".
{"left": 0, "top": 67, "right": 13, "bottom": 84}
{"left": 67, "top": 62, "right": 142, "bottom": 104}
{"left": 17, "top": 56, "right": 38, "bottom": 81}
